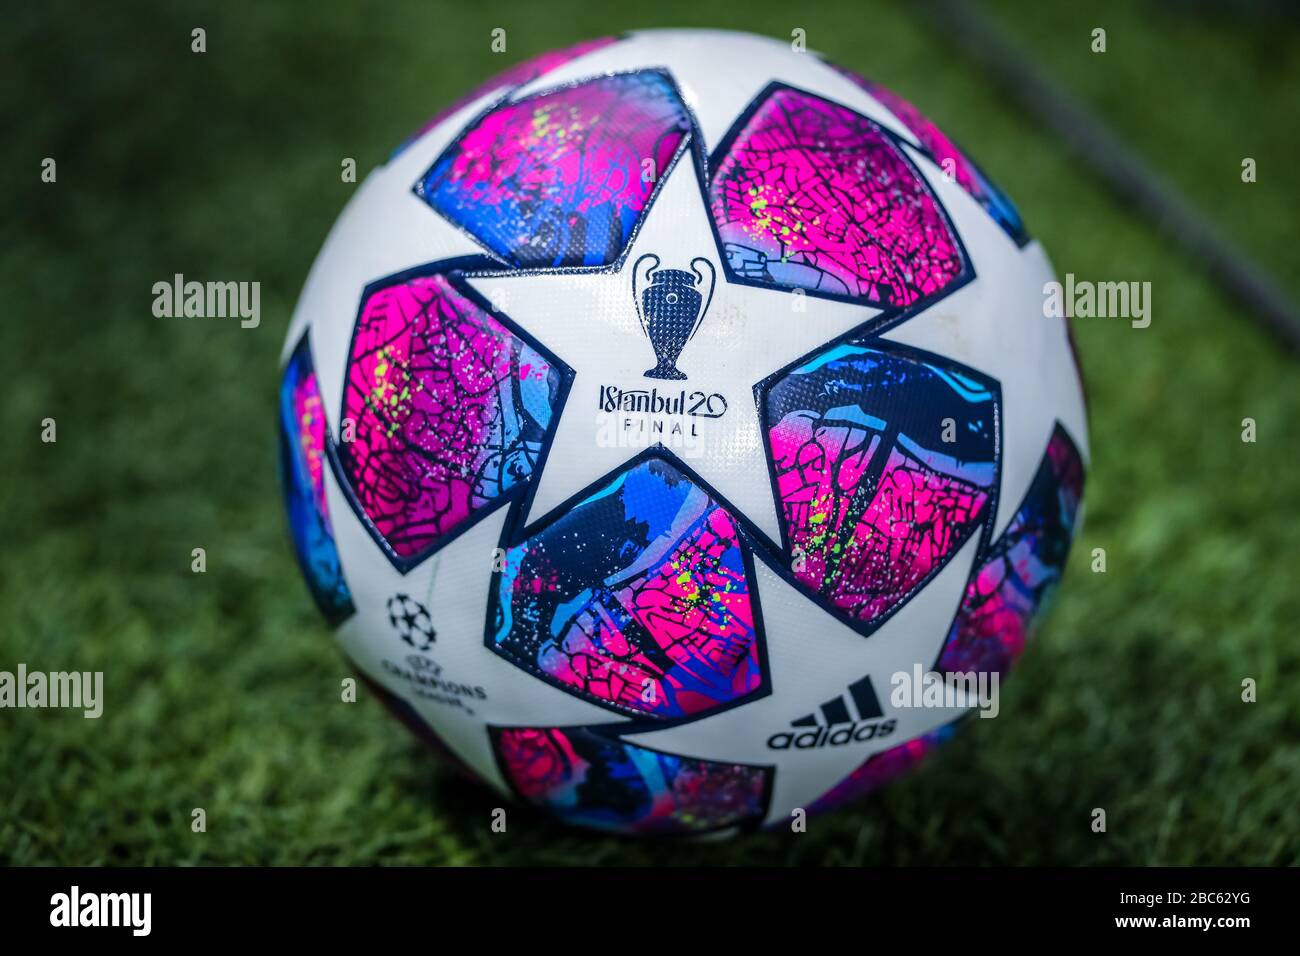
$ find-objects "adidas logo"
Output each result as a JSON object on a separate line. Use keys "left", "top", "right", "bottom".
{"left": 766, "top": 676, "right": 897, "bottom": 750}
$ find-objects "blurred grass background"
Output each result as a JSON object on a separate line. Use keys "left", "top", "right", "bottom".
{"left": 2, "top": 0, "right": 1297, "bottom": 865}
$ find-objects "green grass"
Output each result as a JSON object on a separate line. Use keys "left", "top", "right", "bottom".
{"left": 2, "top": 0, "right": 1298, "bottom": 865}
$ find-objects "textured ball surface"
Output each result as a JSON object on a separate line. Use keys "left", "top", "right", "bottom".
{"left": 279, "top": 29, "right": 1088, "bottom": 836}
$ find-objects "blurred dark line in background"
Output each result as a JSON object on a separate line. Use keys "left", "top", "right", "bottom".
{"left": 914, "top": 0, "right": 1300, "bottom": 353}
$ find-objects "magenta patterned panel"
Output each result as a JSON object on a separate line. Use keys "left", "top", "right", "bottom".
{"left": 394, "top": 37, "right": 620, "bottom": 157}
{"left": 417, "top": 71, "right": 690, "bottom": 268}
{"left": 492, "top": 459, "right": 762, "bottom": 719}
{"left": 292, "top": 362, "right": 329, "bottom": 520}
{"left": 280, "top": 337, "right": 354, "bottom": 625}
{"left": 710, "top": 87, "right": 963, "bottom": 306}
{"left": 835, "top": 446, "right": 989, "bottom": 621}
{"left": 494, "top": 726, "right": 769, "bottom": 834}
{"left": 833, "top": 66, "right": 1028, "bottom": 244}
{"left": 339, "top": 273, "right": 559, "bottom": 562}
{"left": 939, "top": 426, "right": 1085, "bottom": 677}
{"left": 765, "top": 344, "right": 997, "bottom": 631}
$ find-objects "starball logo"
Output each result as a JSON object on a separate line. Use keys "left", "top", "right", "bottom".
{"left": 380, "top": 594, "right": 487, "bottom": 715}
{"left": 387, "top": 593, "right": 436, "bottom": 651}
{"left": 767, "top": 676, "right": 897, "bottom": 750}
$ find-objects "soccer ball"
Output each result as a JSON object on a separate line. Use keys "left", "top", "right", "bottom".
{"left": 278, "top": 29, "right": 1088, "bottom": 836}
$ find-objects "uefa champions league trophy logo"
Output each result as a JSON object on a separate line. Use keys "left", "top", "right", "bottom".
{"left": 632, "top": 253, "right": 716, "bottom": 380}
